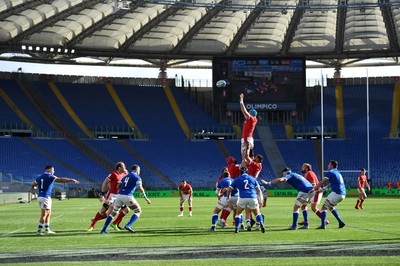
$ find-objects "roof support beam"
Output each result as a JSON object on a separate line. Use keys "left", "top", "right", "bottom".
{"left": 335, "top": 4, "right": 347, "bottom": 54}
{"left": 171, "top": 2, "right": 224, "bottom": 55}
{"left": 280, "top": 8, "right": 305, "bottom": 55}
{"left": 119, "top": 6, "right": 181, "bottom": 52}
{"left": 67, "top": 8, "right": 131, "bottom": 48}
{"left": 380, "top": 4, "right": 400, "bottom": 52}
{"left": 226, "top": 3, "right": 264, "bottom": 55}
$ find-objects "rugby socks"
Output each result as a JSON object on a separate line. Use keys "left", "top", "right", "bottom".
{"left": 302, "top": 209, "right": 309, "bottom": 226}
{"left": 113, "top": 210, "right": 127, "bottom": 226}
{"left": 256, "top": 214, "right": 264, "bottom": 225}
{"left": 292, "top": 211, "right": 299, "bottom": 229}
{"left": 37, "top": 223, "right": 43, "bottom": 233}
{"left": 331, "top": 208, "right": 344, "bottom": 224}
{"left": 315, "top": 209, "right": 329, "bottom": 224}
{"left": 234, "top": 215, "right": 241, "bottom": 231}
{"left": 91, "top": 212, "right": 107, "bottom": 227}
{"left": 355, "top": 199, "right": 361, "bottom": 209}
{"left": 220, "top": 208, "right": 231, "bottom": 222}
{"left": 320, "top": 210, "right": 327, "bottom": 228}
{"left": 101, "top": 215, "right": 113, "bottom": 232}
{"left": 220, "top": 209, "right": 227, "bottom": 220}
{"left": 212, "top": 214, "right": 218, "bottom": 226}
{"left": 44, "top": 223, "right": 50, "bottom": 232}
{"left": 126, "top": 213, "right": 140, "bottom": 228}
{"left": 220, "top": 209, "right": 228, "bottom": 220}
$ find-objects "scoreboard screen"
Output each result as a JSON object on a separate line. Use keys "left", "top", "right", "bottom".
{"left": 212, "top": 57, "right": 306, "bottom": 111}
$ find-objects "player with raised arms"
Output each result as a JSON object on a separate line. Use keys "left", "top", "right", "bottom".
{"left": 239, "top": 93, "right": 258, "bottom": 167}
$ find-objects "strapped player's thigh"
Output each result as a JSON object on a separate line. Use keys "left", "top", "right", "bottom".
{"left": 216, "top": 196, "right": 228, "bottom": 210}
{"left": 295, "top": 191, "right": 311, "bottom": 207}
{"left": 323, "top": 192, "right": 345, "bottom": 208}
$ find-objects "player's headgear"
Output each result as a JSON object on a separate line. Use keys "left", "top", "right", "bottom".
{"left": 249, "top": 108, "right": 257, "bottom": 117}
{"left": 131, "top": 164, "right": 140, "bottom": 173}
{"left": 282, "top": 167, "right": 291, "bottom": 176}
{"left": 240, "top": 167, "right": 248, "bottom": 174}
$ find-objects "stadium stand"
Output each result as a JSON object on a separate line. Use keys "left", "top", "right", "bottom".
{"left": 112, "top": 84, "right": 186, "bottom": 140}
{"left": 300, "top": 84, "right": 400, "bottom": 188}
{"left": 29, "top": 81, "right": 85, "bottom": 136}
{"left": 269, "top": 124, "right": 287, "bottom": 140}
{"left": 54, "top": 82, "right": 128, "bottom": 133}
{"left": 275, "top": 139, "right": 320, "bottom": 178}
{"left": 1, "top": 76, "right": 399, "bottom": 191}
{"left": 0, "top": 137, "right": 78, "bottom": 183}
{"left": 0, "top": 79, "right": 53, "bottom": 133}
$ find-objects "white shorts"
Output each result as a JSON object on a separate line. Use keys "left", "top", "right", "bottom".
{"left": 38, "top": 196, "right": 52, "bottom": 210}
{"left": 181, "top": 194, "right": 191, "bottom": 202}
{"left": 216, "top": 196, "right": 228, "bottom": 210}
{"left": 324, "top": 192, "right": 346, "bottom": 208}
{"left": 237, "top": 197, "right": 259, "bottom": 210}
{"left": 228, "top": 196, "right": 239, "bottom": 208}
{"left": 105, "top": 193, "right": 118, "bottom": 204}
{"left": 114, "top": 194, "right": 138, "bottom": 209}
{"left": 241, "top": 138, "right": 254, "bottom": 151}
{"left": 296, "top": 191, "right": 313, "bottom": 203}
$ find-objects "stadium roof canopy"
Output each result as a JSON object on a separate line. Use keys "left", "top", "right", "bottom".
{"left": 1, "top": 0, "right": 400, "bottom": 70}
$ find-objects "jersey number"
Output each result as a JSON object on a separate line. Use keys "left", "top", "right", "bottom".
{"left": 124, "top": 177, "right": 129, "bottom": 187}
{"left": 40, "top": 178, "right": 44, "bottom": 189}
{"left": 243, "top": 180, "right": 250, "bottom": 189}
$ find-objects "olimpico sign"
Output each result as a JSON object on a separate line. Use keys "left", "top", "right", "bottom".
{"left": 226, "top": 102, "right": 297, "bottom": 111}
{"left": 246, "top": 103, "right": 278, "bottom": 110}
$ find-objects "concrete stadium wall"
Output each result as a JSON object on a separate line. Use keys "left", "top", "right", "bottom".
{"left": 0, "top": 192, "right": 29, "bottom": 204}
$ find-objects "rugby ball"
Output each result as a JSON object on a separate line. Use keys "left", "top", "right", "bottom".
{"left": 216, "top": 80, "right": 227, "bottom": 88}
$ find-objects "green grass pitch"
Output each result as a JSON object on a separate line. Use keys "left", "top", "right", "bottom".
{"left": 0, "top": 196, "right": 399, "bottom": 265}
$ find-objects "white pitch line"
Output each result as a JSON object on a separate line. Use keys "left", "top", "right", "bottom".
{"left": 53, "top": 215, "right": 63, "bottom": 219}
{"left": 0, "top": 228, "right": 25, "bottom": 237}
